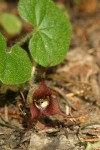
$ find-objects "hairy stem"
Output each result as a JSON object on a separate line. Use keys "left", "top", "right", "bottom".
{"left": 15, "top": 31, "right": 33, "bottom": 47}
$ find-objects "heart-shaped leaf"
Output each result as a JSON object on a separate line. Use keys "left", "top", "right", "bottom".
{"left": 0, "top": 33, "right": 32, "bottom": 84}
{"left": 18, "top": 0, "right": 72, "bottom": 67}
{"left": 0, "top": 13, "right": 22, "bottom": 35}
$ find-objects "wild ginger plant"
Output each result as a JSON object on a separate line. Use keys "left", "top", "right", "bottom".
{"left": 0, "top": 0, "right": 72, "bottom": 127}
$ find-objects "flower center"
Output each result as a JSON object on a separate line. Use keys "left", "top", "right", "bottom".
{"left": 34, "top": 97, "right": 49, "bottom": 109}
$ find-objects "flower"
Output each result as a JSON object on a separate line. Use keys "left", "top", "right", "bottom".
{"left": 28, "top": 79, "right": 66, "bottom": 125}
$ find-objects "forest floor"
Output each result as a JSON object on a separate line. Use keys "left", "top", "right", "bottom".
{"left": 0, "top": 0, "right": 100, "bottom": 150}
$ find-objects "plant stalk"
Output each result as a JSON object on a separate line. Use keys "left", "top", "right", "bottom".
{"left": 15, "top": 31, "right": 33, "bottom": 47}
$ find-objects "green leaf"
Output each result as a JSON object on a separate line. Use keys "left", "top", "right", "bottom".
{"left": 86, "top": 142, "right": 92, "bottom": 150}
{"left": 86, "top": 142, "right": 100, "bottom": 150}
{"left": 18, "top": 0, "right": 72, "bottom": 67}
{"left": 0, "top": 13, "right": 22, "bottom": 35}
{"left": 0, "top": 33, "right": 32, "bottom": 84}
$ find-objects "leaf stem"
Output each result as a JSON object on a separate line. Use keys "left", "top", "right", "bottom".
{"left": 14, "top": 30, "right": 37, "bottom": 80}
{"left": 15, "top": 31, "right": 33, "bottom": 47}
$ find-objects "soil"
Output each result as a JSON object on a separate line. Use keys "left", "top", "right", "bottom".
{"left": 0, "top": 0, "right": 100, "bottom": 150}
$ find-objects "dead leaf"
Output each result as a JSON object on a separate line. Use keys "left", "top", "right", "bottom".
{"left": 76, "top": 0, "right": 98, "bottom": 14}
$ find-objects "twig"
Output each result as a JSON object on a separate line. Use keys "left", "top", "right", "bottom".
{"left": 0, "top": 115, "right": 23, "bottom": 131}
{"left": 78, "top": 122, "right": 100, "bottom": 143}
{"left": 20, "top": 91, "right": 26, "bottom": 107}
{"left": 50, "top": 86, "right": 77, "bottom": 110}
{"left": 15, "top": 31, "right": 33, "bottom": 47}
{"left": 4, "top": 104, "right": 8, "bottom": 122}
{"left": 84, "top": 138, "right": 100, "bottom": 142}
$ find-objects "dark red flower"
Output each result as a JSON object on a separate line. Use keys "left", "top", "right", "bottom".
{"left": 28, "top": 79, "right": 66, "bottom": 127}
